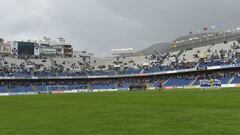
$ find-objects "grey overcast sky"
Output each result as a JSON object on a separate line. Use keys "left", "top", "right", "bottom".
{"left": 0, "top": 0, "right": 240, "bottom": 56}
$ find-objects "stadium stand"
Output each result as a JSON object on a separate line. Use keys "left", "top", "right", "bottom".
{"left": 1, "top": 31, "right": 240, "bottom": 95}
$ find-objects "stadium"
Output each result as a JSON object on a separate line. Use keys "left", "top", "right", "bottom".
{"left": 2, "top": 0, "right": 240, "bottom": 133}
{"left": 1, "top": 29, "right": 240, "bottom": 134}
{"left": 1, "top": 30, "right": 240, "bottom": 94}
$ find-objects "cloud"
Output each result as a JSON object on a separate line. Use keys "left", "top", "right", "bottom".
{"left": 0, "top": 0, "right": 240, "bottom": 56}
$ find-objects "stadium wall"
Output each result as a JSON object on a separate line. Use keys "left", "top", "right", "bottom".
{"left": 1, "top": 84, "right": 240, "bottom": 97}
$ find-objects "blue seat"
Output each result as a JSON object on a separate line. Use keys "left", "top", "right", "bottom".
{"left": 231, "top": 77, "right": 240, "bottom": 84}
{"left": 164, "top": 79, "right": 193, "bottom": 86}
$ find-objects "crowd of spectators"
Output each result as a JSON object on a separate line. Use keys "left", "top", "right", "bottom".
{"left": 0, "top": 40, "right": 240, "bottom": 78}
{"left": 1, "top": 68, "right": 240, "bottom": 92}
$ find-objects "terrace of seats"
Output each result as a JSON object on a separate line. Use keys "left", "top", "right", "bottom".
{"left": 0, "top": 40, "right": 240, "bottom": 77}
{"left": 164, "top": 79, "right": 194, "bottom": 86}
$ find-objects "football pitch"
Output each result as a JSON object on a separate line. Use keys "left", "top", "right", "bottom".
{"left": 1, "top": 88, "right": 240, "bottom": 135}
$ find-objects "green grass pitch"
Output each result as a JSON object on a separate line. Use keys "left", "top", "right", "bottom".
{"left": 0, "top": 88, "right": 240, "bottom": 135}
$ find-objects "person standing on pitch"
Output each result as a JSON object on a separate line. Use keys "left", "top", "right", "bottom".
{"left": 158, "top": 81, "right": 163, "bottom": 92}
